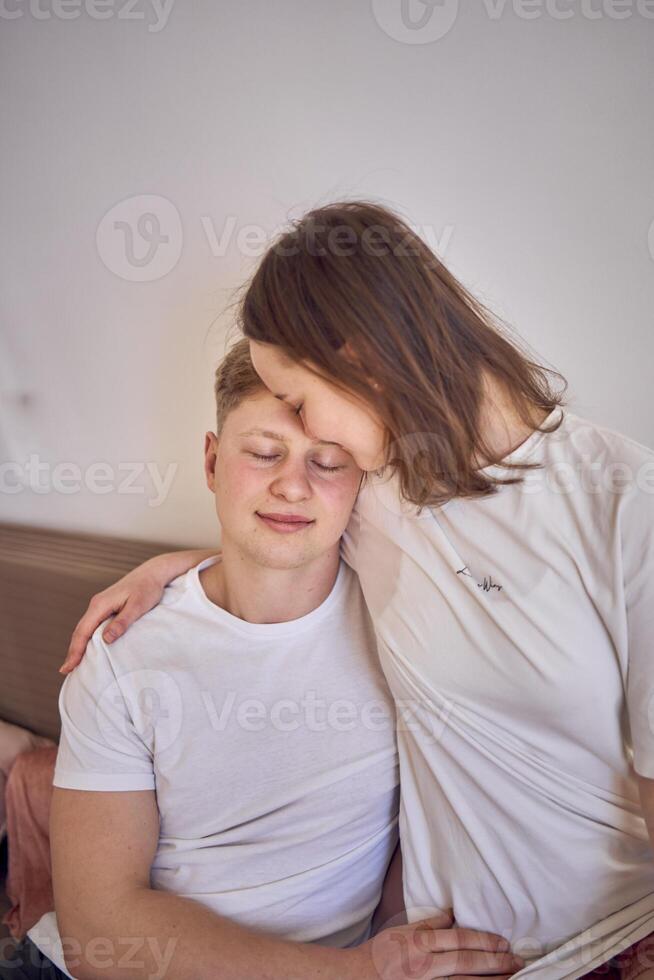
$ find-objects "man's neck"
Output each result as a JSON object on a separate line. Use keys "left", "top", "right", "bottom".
{"left": 199, "top": 543, "right": 341, "bottom": 625}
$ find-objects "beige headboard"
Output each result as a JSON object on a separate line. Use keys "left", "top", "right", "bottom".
{"left": 0, "top": 523, "right": 177, "bottom": 742}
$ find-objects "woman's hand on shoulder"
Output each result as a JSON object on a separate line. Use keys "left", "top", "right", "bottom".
{"left": 59, "top": 548, "right": 216, "bottom": 673}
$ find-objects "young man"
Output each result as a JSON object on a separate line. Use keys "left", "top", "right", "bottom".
{"left": 7, "top": 341, "right": 520, "bottom": 980}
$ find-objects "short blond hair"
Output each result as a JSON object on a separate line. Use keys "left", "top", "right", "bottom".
{"left": 214, "top": 338, "right": 266, "bottom": 433}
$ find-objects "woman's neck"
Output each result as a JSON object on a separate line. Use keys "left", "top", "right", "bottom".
{"left": 476, "top": 372, "right": 550, "bottom": 466}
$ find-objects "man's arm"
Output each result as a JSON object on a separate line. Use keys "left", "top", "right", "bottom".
{"left": 51, "top": 786, "right": 358, "bottom": 980}
{"left": 51, "top": 788, "right": 521, "bottom": 980}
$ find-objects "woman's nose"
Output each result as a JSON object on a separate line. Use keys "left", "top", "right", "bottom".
{"left": 299, "top": 410, "right": 317, "bottom": 441}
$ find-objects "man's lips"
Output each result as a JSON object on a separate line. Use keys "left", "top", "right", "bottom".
{"left": 256, "top": 512, "right": 315, "bottom": 534}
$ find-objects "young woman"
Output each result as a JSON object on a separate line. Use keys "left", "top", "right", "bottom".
{"left": 62, "top": 200, "right": 654, "bottom": 980}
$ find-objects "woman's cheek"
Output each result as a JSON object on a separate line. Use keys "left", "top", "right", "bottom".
{"left": 303, "top": 406, "right": 343, "bottom": 446}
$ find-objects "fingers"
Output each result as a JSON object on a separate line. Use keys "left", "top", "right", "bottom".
{"left": 58, "top": 580, "right": 165, "bottom": 673}
{"left": 430, "top": 949, "right": 524, "bottom": 976}
{"left": 367, "top": 914, "right": 524, "bottom": 980}
{"left": 415, "top": 910, "right": 455, "bottom": 931}
{"left": 59, "top": 593, "right": 126, "bottom": 674}
{"left": 59, "top": 601, "right": 110, "bottom": 673}
{"left": 101, "top": 612, "right": 128, "bottom": 643}
{"left": 423, "top": 928, "right": 513, "bottom": 954}
{"left": 100, "top": 590, "right": 163, "bottom": 642}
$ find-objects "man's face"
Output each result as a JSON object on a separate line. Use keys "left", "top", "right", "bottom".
{"left": 249, "top": 340, "right": 388, "bottom": 472}
{"left": 204, "top": 389, "right": 363, "bottom": 570}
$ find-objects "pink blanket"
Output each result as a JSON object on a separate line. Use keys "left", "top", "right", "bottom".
{"left": 2, "top": 745, "right": 58, "bottom": 939}
{"left": 0, "top": 719, "right": 54, "bottom": 842}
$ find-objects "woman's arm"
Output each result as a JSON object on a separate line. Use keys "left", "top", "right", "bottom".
{"left": 59, "top": 548, "right": 215, "bottom": 673}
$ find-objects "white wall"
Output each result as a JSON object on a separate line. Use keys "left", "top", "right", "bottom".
{"left": 1, "top": 0, "right": 652, "bottom": 547}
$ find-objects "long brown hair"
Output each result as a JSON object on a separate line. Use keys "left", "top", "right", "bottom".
{"left": 234, "top": 198, "right": 567, "bottom": 509}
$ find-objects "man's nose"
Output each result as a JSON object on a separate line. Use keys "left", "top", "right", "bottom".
{"left": 269, "top": 462, "right": 312, "bottom": 501}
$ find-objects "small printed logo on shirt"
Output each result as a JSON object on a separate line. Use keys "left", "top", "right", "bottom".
{"left": 456, "top": 566, "right": 503, "bottom": 593}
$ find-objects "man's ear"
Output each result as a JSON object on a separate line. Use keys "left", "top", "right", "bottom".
{"left": 204, "top": 432, "right": 219, "bottom": 492}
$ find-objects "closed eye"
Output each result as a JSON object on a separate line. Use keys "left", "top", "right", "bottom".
{"left": 249, "top": 452, "right": 344, "bottom": 473}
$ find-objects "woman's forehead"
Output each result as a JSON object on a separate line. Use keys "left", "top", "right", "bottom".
{"left": 250, "top": 340, "right": 304, "bottom": 373}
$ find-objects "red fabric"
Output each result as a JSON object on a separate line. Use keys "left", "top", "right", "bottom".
{"left": 1, "top": 746, "right": 58, "bottom": 940}
{"left": 581, "top": 933, "right": 654, "bottom": 980}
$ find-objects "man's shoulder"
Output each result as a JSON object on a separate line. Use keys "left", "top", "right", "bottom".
{"left": 78, "top": 566, "right": 211, "bottom": 680}
{"left": 105, "top": 566, "right": 192, "bottom": 635}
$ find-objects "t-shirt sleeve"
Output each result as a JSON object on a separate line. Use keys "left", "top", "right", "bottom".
{"left": 54, "top": 626, "right": 155, "bottom": 792}
{"left": 623, "top": 468, "right": 654, "bottom": 778}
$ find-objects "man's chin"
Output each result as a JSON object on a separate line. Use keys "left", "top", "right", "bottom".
{"left": 244, "top": 543, "right": 320, "bottom": 572}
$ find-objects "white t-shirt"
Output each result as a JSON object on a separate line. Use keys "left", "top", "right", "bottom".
{"left": 30, "top": 557, "right": 399, "bottom": 977}
{"left": 341, "top": 407, "right": 654, "bottom": 980}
